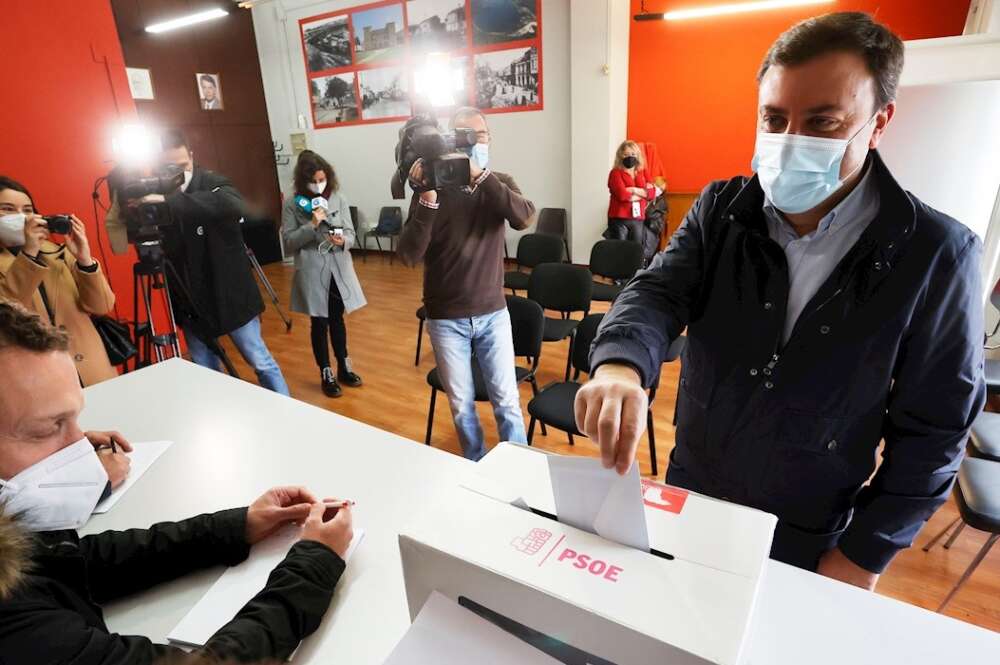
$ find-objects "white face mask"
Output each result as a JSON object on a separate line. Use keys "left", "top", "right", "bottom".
{"left": 751, "top": 115, "right": 875, "bottom": 214}
{"left": 181, "top": 169, "right": 194, "bottom": 193}
{"left": 309, "top": 181, "right": 327, "bottom": 195}
{"left": 0, "top": 212, "right": 26, "bottom": 246}
{"left": 470, "top": 143, "right": 489, "bottom": 170}
{"left": 0, "top": 437, "right": 108, "bottom": 532}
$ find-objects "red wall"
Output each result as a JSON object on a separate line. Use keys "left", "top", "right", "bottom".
{"left": 0, "top": 0, "right": 139, "bottom": 320}
{"left": 627, "top": 0, "right": 972, "bottom": 193}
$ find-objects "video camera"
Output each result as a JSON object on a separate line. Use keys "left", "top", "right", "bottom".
{"left": 107, "top": 164, "right": 185, "bottom": 249}
{"left": 391, "top": 109, "right": 477, "bottom": 199}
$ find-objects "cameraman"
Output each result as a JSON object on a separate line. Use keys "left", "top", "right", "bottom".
{"left": 124, "top": 129, "right": 290, "bottom": 396}
{"left": 398, "top": 107, "right": 536, "bottom": 461}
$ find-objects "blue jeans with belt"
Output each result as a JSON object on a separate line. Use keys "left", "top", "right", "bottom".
{"left": 183, "top": 317, "right": 291, "bottom": 396}
{"left": 426, "top": 307, "right": 527, "bottom": 461}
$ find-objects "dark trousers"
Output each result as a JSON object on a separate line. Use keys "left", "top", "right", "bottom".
{"left": 310, "top": 278, "right": 348, "bottom": 370}
{"left": 665, "top": 454, "right": 849, "bottom": 572}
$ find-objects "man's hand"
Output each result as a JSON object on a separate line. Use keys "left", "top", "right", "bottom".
{"left": 96, "top": 448, "right": 131, "bottom": 489}
{"left": 65, "top": 215, "right": 94, "bottom": 267}
{"left": 85, "top": 430, "right": 133, "bottom": 453}
{"left": 245, "top": 486, "right": 318, "bottom": 545}
{"left": 301, "top": 499, "right": 354, "bottom": 559}
{"left": 23, "top": 214, "right": 49, "bottom": 257}
{"left": 574, "top": 363, "right": 648, "bottom": 475}
{"left": 817, "top": 547, "right": 879, "bottom": 590}
{"left": 410, "top": 159, "right": 438, "bottom": 205}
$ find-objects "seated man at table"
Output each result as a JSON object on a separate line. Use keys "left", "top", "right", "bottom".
{"left": 0, "top": 300, "right": 354, "bottom": 664}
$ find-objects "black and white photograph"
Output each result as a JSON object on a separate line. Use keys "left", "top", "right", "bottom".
{"left": 474, "top": 46, "right": 538, "bottom": 109}
{"left": 471, "top": 0, "right": 537, "bottom": 46}
{"left": 352, "top": 3, "right": 406, "bottom": 65}
{"left": 359, "top": 66, "right": 410, "bottom": 119}
{"left": 196, "top": 72, "right": 224, "bottom": 110}
{"left": 302, "top": 15, "right": 353, "bottom": 73}
{"left": 407, "top": 0, "right": 467, "bottom": 51}
{"left": 311, "top": 72, "right": 359, "bottom": 125}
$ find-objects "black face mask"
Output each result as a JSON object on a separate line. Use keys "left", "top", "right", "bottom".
{"left": 622, "top": 156, "right": 638, "bottom": 169}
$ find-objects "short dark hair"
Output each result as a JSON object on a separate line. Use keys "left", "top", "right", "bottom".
{"left": 0, "top": 176, "right": 36, "bottom": 211}
{"left": 200, "top": 74, "right": 217, "bottom": 87}
{"left": 293, "top": 150, "right": 338, "bottom": 198}
{"left": 758, "top": 12, "right": 904, "bottom": 110}
{"left": 0, "top": 300, "right": 68, "bottom": 354}
{"left": 450, "top": 106, "right": 487, "bottom": 129}
{"left": 160, "top": 128, "right": 190, "bottom": 152}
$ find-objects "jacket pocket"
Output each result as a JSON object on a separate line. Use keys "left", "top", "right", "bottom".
{"left": 762, "top": 409, "right": 850, "bottom": 503}
{"left": 674, "top": 377, "right": 709, "bottom": 459}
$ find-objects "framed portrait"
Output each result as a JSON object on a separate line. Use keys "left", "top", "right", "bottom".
{"left": 196, "top": 73, "right": 224, "bottom": 111}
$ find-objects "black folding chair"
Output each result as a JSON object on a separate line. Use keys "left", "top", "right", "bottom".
{"left": 364, "top": 206, "right": 402, "bottom": 264}
{"left": 528, "top": 262, "right": 592, "bottom": 380}
{"left": 589, "top": 239, "right": 643, "bottom": 302}
{"left": 537, "top": 207, "right": 570, "bottom": 262}
{"left": 425, "top": 295, "right": 545, "bottom": 446}
{"left": 504, "top": 233, "right": 564, "bottom": 295}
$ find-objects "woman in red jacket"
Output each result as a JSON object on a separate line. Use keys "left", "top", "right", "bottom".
{"left": 607, "top": 140, "right": 656, "bottom": 245}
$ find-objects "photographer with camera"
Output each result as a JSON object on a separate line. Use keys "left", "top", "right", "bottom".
{"left": 397, "top": 107, "right": 536, "bottom": 461}
{"left": 281, "top": 150, "right": 366, "bottom": 398}
{"left": 0, "top": 176, "right": 117, "bottom": 386}
{"left": 112, "top": 129, "right": 290, "bottom": 395}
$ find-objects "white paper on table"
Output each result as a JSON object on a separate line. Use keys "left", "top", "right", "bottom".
{"left": 548, "top": 454, "right": 650, "bottom": 551}
{"left": 167, "top": 525, "right": 365, "bottom": 649}
{"left": 382, "top": 591, "right": 561, "bottom": 665}
{"left": 92, "top": 440, "right": 173, "bottom": 514}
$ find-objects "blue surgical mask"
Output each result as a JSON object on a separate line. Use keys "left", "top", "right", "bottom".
{"left": 470, "top": 142, "right": 489, "bottom": 169}
{"left": 751, "top": 115, "right": 875, "bottom": 214}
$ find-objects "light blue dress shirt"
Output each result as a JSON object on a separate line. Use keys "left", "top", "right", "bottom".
{"left": 764, "top": 161, "right": 881, "bottom": 344}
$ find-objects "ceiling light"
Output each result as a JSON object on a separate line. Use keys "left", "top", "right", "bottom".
{"left": 635, "top": 0, "right": 834, "bottom": 22}
{"left": 145, "top": 8, "right": 228, "bottom": 34}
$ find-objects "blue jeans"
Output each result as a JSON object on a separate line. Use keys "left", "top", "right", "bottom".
{"left": 426, "top": 307, "right": 527, "bottom": 461}
{"left": 183, "top": 317, "right": 290, "bottom": 396}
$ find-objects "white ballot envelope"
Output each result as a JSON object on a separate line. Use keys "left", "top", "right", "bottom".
{"left": 548, "top": 453, "right": 650, "bottom": 551}
{"left": 93, "top": 440, "right": 172, "bottom": 514}
{"left": 382, "top": 591, "right": 561, "bottom": 664}
{"left": 168, "top": 525, "right": 364, "bottom": 649}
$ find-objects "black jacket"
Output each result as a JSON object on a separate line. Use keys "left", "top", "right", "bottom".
{"left": 0, "top": 508, "right": 344, "bottom": 664}
{"left": 163, "top": 168, "right": 263, "bottom": 338}
{"left": 591, "top": 151, "right": 986, "bottom": 573}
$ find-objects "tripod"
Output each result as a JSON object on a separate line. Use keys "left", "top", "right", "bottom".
{"left": 245, "top": 243, "right": 292, "bottom": 332}
{"left": 131, "top": 240, "right": 239, "bottom": 378}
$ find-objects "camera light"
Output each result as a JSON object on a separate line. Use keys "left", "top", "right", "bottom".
{"left": 414, "top": 53, "right": 465, "bottom": 108}
{"left": 111, "top": 124, "right": 159, "bottom": 167}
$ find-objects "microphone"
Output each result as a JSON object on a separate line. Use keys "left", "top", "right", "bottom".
{"left": 311, "top": 196, "right": 329, "bottom": 210}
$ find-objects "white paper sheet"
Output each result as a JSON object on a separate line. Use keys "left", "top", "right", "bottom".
{"left": 92, "top": 440, "right": 173, "bottom": 514}
{"left": 382, "top": 591, "right": 561, "bottom": 665}
{"left": 548, "top": 454, "right": 650, "bottom": 551}
{"left": 167, "top": 525, "right": 365, "bottom": 649}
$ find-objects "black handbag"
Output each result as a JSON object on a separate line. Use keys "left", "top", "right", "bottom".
{"left": 91, "top": 316, "right": 137, "bottom": 366}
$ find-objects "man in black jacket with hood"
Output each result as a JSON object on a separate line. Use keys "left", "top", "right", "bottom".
{"left": 0, "top": 300, "right": 351, "bottom": 663}
{"left": 575, "top": 12, "right": 985, "bottom": 590}
{"left": 116, "top": 129, "right": 290, "bottom": 395}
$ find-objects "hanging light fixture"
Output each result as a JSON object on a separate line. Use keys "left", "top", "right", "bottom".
{"left": 634, "top": 0, "right": 835, "bottom": 22}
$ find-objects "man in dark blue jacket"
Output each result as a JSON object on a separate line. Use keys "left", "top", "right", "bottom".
{"left": 575, "top": 12, "right": 986, "bottom": 590}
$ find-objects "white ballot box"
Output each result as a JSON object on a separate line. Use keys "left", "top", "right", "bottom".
{"left": 397, "top": 443, "right": 777, "bottom": 665}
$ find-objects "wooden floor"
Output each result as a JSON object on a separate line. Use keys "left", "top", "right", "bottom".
{"left": 213, "top": 254, "right": 998, "bottom": 633}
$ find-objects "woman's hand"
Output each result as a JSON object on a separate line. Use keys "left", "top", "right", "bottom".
{"left": 330, "top": 232, "right": 346, "bottom": 247}
{"left": 311, "top": 207, "right": 328, "bottom": 229}
{"left": 65, "top": 215, "right": 94, "bottom": 267}
{"left": 22, "top": 215, "right": 48, "bottom": 257}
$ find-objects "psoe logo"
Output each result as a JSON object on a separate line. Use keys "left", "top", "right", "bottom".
{"left": 511, "top": 527, "right": 552, "bottom": 555}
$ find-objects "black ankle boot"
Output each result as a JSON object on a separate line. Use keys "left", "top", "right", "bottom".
{"left": 321, "top": 367, "right": 342, "bottom": 397}
{"left": 337, "top": 358, "right": 363, "bottom": 387}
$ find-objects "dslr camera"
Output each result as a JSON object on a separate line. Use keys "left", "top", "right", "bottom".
{"left": 391, "top": 109, "right": 477, "bottom": 198}
{"left": 108, "top": 165, "right": 185, "bottom": 246}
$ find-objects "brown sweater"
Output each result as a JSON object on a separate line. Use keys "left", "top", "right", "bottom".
{"left": 398, "top": 170, "right": 535, "bottom": 319}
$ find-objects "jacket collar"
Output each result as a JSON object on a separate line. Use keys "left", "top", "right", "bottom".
{"left": 724, "top": 150, "right": 916, "bottom": 266}
{"left": 0, "top": 510, "right": 30, "bottom": 600}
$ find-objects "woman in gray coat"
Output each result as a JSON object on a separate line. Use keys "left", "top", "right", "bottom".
{"left": 282, "top": 151, "right": 367, "bottom": 397}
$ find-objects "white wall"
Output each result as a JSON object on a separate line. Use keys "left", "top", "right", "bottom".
{"left": 569, "top": 0, "right": 629, "bottom": 264}
{"left": 252, "top": 0, "right": 571, "bottom": 254}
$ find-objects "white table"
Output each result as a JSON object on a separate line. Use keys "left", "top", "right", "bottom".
{"left": 80, "top": 360, "right": 999, "bottom": 664}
